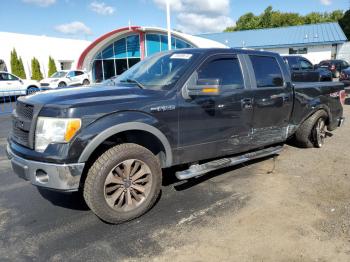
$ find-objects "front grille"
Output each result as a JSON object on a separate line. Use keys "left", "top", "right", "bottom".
{"left": 11, "top": 101, "right": 34, "bottom": 148}
{"left": 12, "top": 124, "right": 30, "bottom": 146}
{"left": 16, "top": 101, "right": 34, "bottom": 120}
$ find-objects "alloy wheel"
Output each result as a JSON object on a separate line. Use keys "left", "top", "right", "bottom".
{"left": 104, "top": 159, "right": 153, "bottom": 212}
{"left": 314, "top": 118, "right": 326, "bottom": 147}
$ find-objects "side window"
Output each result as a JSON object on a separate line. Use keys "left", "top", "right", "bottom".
{"left": 75, "top": 71, "right": 84, "bottom": 76}
{"left": 0, "top": 73, "right": 8, "bottom": 80}
{"left": 67, "top": 71, "right": 75, "bottom": 77}
{"left": 284, "top": 57, "right": 299, "bottom": 70}
{"left": 0, "top": 73, "right": 7, "bottom": 81}
{"left": 250, "top": 55, "right": 284, "bottom": 88}
{"left": 300, "top": 59, "right": 313, "bottom": 70}
{"left": 196, "top": 57, "right": 244, "bottom": 89}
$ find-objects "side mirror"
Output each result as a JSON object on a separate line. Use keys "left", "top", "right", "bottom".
{"left": 187, "top": 78, "right": 220, "bottom": 97}
{"left": 19, "top": 79, "right": 23, "bottom": 84}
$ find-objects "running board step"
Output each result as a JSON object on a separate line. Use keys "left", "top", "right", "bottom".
{"left": 175, "top": 145, "right": 283, "bottom": 180}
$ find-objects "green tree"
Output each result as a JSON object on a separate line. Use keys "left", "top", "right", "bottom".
{"left": 339, "top": 10, "right": 350, "bottom": 39}
{"left": 48, "top": 56, "right": 57, "bottom": 77}
{"left": 225, "top": 12, "right": 260, "bottom": 31}
{"left": 303, "top": 12, "right": 324, "bottom": 24}
{"left": 259, "top": 6, "right": 273, "bottom": 28}
{"left": 10, "top": 48, "right": 26, "bottom": 79}
{"left": 18, "top": 57, "right": 26, "bottom": 79}
{"left": 31, "top": 57, "right": 43, "bottom": 81}
{"left": 224, "top": 7, "right": 344, "bottom": 32}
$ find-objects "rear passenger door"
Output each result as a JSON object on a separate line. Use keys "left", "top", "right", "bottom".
{"left": 178, "top": 54, "right": 254, "bottom": 162}
{"left": 247, "top": 55, "right": 293, "bottom": 146}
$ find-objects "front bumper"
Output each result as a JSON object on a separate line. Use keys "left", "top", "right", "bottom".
{"left": 6, "top": 144, "right": 84, "bottom": 192}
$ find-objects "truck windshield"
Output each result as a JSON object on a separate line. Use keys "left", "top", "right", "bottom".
{"left": 115, "top": 52, "right": 198, "bottom": 90}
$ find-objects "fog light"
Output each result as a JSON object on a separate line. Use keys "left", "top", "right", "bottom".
{"left": 35, "top": 170, "right": 49, "bottom": 184}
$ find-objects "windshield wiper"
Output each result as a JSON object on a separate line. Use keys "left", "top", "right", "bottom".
{"left": 120, "top": 78, "right": 145, "bottom": 89}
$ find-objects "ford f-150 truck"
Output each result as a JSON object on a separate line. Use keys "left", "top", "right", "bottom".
{"left": 7, "top": 48, "right": 346, "bottom": 224}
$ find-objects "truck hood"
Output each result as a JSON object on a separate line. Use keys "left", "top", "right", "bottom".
{"left": 22, "top": 85, "right": 159, "bottom": 107}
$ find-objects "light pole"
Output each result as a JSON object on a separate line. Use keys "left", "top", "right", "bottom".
{"left": 166, "top": 0, "right": 171, "bottom": 50}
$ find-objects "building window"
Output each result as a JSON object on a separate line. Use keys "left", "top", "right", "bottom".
{"left": 145, "top": 33, "right": 193, "bottom": 57}
{"left": 92, "top": 33, "right": 193, "bottom": 83}
{"left": 289, "top": 47, "right": 308, "bottom": 54}
{"left": 92, "top": 34, "right": 141, "bottom": 82}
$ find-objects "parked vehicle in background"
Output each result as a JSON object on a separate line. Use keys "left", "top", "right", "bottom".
{"left": 7, "top": 49, "right": 345, "bottom": 224}
{"left": 39, "top": 70, "right": 90, "bottom": 90}
{"left": 282, "top": 56, "right": 332, "bottom": 82}
{"left": 340, "top": 68, "right": 350, "bottom": 91}
{"left": 0, "top": 71, "right": 40, "bottom": 96}
{"left": 316, "top": 59, "right": 350, "bottom": 78}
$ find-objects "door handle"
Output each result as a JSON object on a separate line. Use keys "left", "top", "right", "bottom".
{"left": 270, "top": 94, "right": 290, "bottom": 102}
{"left": 241, "top": 98, "right": 253, "bottom": 109}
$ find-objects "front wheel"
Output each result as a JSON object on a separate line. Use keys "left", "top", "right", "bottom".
{"left": 26, "top": 86, "right": 39, "bottom": 95}
{"left": 83, "top": 143, "right": 162, "bottom": 224}
{"left": 82, "top": 79, "right": 90, "bottom": 86}
{"left": 58, "top": 82, "right": 67, "bottom": 88}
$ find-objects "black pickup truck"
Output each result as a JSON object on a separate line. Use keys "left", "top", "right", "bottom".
{"left": 7, "top": 48, "right": 346, "bottom": 224}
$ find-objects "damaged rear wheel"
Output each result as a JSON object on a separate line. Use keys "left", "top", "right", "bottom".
{"left": 294, "top": 110, "right": 328, "bottom": 148}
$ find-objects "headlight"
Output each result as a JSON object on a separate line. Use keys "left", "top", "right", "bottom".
{"left": 35, "top": 117, "right": 81, "bottom": 152}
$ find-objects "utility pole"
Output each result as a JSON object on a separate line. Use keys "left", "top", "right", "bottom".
{"left": 166, "top": 0, "right": 171, "bottom": 50}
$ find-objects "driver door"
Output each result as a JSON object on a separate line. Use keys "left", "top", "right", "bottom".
{"left": 178, "top": 54, "right": 254, "bottom": 163}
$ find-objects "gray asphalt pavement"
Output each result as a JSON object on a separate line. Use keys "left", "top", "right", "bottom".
{"left": 0, "top": 114, "right": 251, "bottom": 261}
{"left": 1, "top": 99, "right": 349, "bottom": 261}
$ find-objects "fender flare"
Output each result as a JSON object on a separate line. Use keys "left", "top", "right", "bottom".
{"left": 78, "top": 122, "right": 173, "bottom": 167}
{"left": 303, "top": 105, "right": 332, "bottom": 125}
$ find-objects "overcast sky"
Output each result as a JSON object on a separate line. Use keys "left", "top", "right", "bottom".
{"left": 1, "top": 0, "right": 349, "bottom": 40}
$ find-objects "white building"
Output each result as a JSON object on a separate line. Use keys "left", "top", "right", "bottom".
{"left": 199, "top": 22, "right": 349, "bottom": 64}
{"left": 1, "top": 22, "right": 348, "bottom": 82}
{"left": 0, "top": 32, "right": 90, "bottom": 79}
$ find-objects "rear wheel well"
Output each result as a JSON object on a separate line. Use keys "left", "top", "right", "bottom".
{"left": 80, "top": 130, "right": 167, "bottom": 187}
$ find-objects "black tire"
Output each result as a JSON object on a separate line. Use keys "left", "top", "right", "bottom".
{"left": 58, "top": 82, "right": 66, "bottom": 88}
{"left": 26, "top": 86, "right": 39, "bottom": 95}
{"left": 83, "top": 143, "right": 162, "bottom": 224}
{"left": 82, "top": 79, "right": 90, "bottom": 86}
{"left": 294, "top": 110, "right": 328, "bottom": 148}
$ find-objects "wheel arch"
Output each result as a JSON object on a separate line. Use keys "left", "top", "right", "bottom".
{"left": 78, "top": 122, "right": 173, "bottom": 168}
{"left": 300, "top": 105, "right": 331, "bottom": 126}
{"left": 27, "top": 85, "right": 39, "bottom": 89}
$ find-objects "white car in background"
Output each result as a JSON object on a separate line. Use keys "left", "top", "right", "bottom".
{"left": 40, "top": 70, "right": 90, "bottom": 90}
{"left": 0, "top": 71, "right": 40, "bottom": 96}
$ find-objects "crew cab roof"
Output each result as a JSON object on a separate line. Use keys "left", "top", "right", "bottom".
{"left": 168, "top": 47, "right": 280, "bottom": 57}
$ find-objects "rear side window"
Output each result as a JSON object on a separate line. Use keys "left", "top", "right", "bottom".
{"left": 284, "top": 57, "right": 299, "bottom": 70}
{"left": 300, "top": 59, "right": 313, "bottom": 70}
{"left": 250, "top": 56, "right": 284, "bottom": 88}
{"left": 75, "top": 71, "right": 84, "bottom": 76}
{"left": 197, "top": 57, "right": 244, "bottom": 89}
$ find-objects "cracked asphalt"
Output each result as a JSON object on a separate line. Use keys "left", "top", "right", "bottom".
{"left": 0, "top": 100, "right": 350, "bottom": 261}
